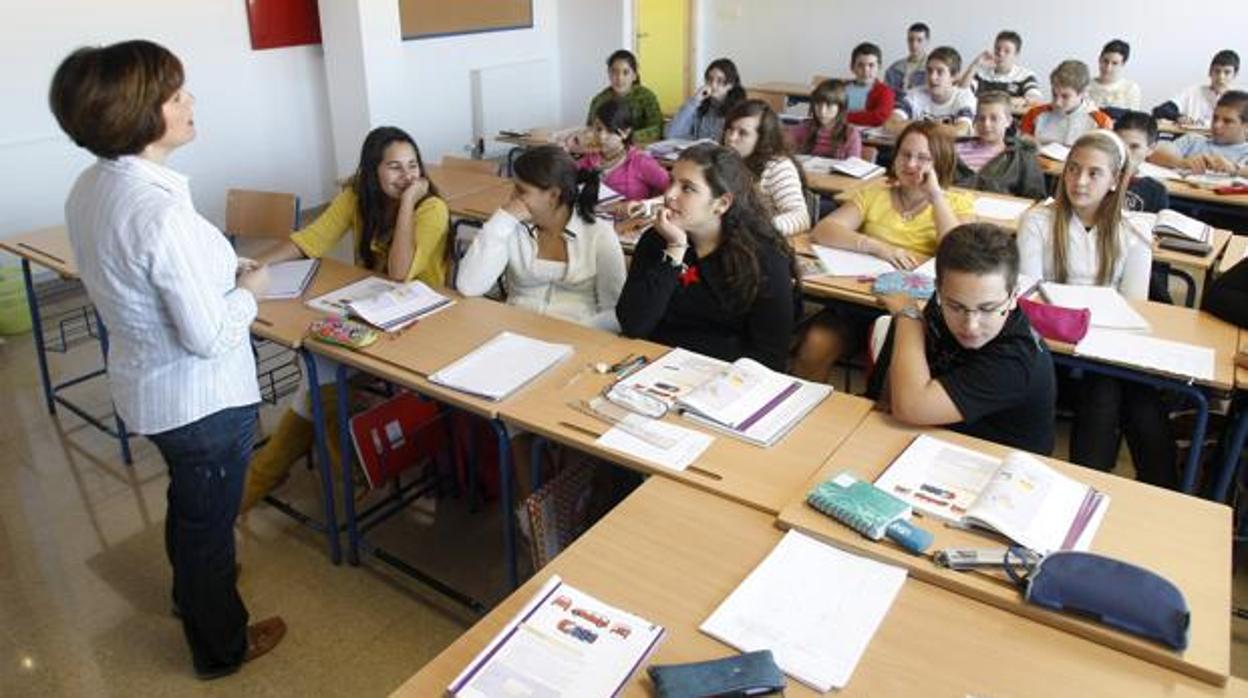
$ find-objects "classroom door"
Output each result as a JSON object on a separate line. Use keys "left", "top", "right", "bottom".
{"left": 635, "top": 0, "right": 690, "bottom": 115}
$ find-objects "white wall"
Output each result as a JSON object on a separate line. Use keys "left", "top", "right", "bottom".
{"left": 1, "top": 1, "right": 337, "bottom": 239}
{"left": 556, "top": 0, "right": 632, "bottom": 126}
{"left": 697, "top": 0, "right": 1246, "bottom": 108}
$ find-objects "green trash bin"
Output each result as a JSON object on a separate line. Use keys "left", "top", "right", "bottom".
{"left": 0, "top": 264, "right": 33, "bottom": 335}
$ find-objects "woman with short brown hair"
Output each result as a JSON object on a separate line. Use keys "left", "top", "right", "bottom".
{"left": 50, "top": 39, "right": 284, "bottom": 679}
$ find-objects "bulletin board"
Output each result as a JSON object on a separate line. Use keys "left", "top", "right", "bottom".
{"left": 245, "top": 0, "right": 321, "bottom": 50}
{"left": 399, "top": 0, "right": 533, "bottom": 40}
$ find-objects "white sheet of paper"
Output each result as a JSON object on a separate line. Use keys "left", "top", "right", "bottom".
{"left": 973, "top": 196, "right": 1032, "bottom": 222}
{"left": 1137, "top": 161, "right": 1181, "bottom": 181}
{"left": 700, "top": 530, "right": 907, "bottom": 692}
{"left": 596, "top": 414, "right": 713, "bottom": 472}
{"left": 1040, "top": 283, "right": 1150, "bottom": 331}
{"left": 1075, "top": 329, "right": 1215, "bottom": 381}
{"left": 429, "top": 331, "right": 572, "bottom": 401}
{"left": 1038, "top": 142, "right": 1071, "bottom": 162}
{"left": 810, "top": 244, "right": 895, "bottom": 277}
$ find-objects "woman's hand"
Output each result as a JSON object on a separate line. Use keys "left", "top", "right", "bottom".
{"left": 400, "top": 177, "right": 430, "bottom": 209}
{"left": 880, "top": 292, "right": 918, "bottom": 315}
{"left": 919, "top": 163, "right": 943, "bottom": 201}
{"left": 695, "top": 83, "right": 712, "bottom": 100}
{"left": 653, "top": 208, "right": 688, "bottom": 248}
{"left": 237, "top": 265, "right": 271, "bottom": 298}
{"left": 975, "top": 49, "right": 994, "bottom": 68}
{"left": 872, "top": 241, "right": 918, "bottom": 270}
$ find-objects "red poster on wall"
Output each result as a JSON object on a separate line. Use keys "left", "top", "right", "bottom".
{"left": 245, "top": 0, "right": 322, "bottom": 50}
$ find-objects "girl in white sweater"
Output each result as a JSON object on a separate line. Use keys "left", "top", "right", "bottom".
{"left": 721, "top": 99, "right": 812, "bottom": 236}
{"left": 457, "top": 145, "right": 626, "bottom": 331}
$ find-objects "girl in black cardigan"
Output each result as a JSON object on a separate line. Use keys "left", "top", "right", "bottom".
{"left": 616, "top": 143, "right": 801, "bottom": 370}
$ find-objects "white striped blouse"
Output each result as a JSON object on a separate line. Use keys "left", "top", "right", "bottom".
{"left": 64, "top": 156, "right": 259, "bottom": 434}
{"left": 759, "top": 157, "right": 811, "bottom": 236}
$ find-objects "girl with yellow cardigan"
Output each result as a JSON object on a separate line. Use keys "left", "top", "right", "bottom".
{"left": 241, "top": 126, "right": 450, "bottom": 512}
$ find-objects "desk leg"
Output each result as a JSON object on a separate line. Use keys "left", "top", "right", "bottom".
{"left": 1180, "top": 388, "right": 1210, "bottom": 495}
{"left": 94, "top": 311, "right": 133, "bottom": 465}
{"left": 336, "top": 362, "right": 361, "bottom": 566}
{"left": 22, "top": 259, "right": 54, "bottom": 414}
{"left": 301, "top": 349, "right": 342, "bottom": 565}
{"left": 1213, "top": 396, "right": 1248, "bottom": 502}
{"left": 487, "top": 419, "right": 518, "bottom": 590}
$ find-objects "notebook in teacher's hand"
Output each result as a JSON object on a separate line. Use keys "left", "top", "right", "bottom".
{"left": 258, "top": 258, "right": 319, "bottom": 300}
{"left": 449, "top": 575, "right": 664, "bottom": 698}
{"left": 429, "top": 331, "right": 572, "bottom": 401}
{"left": 872, "top": 434, "right": 1109, "bottom": 554}
{"left": 621, "top": 347, "right": 832, "bottom": 447}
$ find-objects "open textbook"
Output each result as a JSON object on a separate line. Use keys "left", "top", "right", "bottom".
{"left": 449, "top": 576, "right": 664, "bottom": 698}
{"left": 619, "top": 347, "right": 831, "bottom": 447}
{"left": 873, "top": 434, "right": 1109, "bottom": 553}
{"left": 306, "top": 277, "right": 453, "bottom": 331}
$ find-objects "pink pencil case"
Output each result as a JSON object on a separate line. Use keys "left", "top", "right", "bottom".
{"left": 1018, "top": 297, "right": 1090, "bottom": 344}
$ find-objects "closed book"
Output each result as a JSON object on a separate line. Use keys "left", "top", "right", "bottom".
{"left": 807, "top": 472, "right": 911, "bottom": 540}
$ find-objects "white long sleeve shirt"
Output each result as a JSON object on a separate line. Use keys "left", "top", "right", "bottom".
{"left": 455, "top": 209, "right": 626, "bottom": 331}
{"left": 65, "top": 156, "right": 259, "bottom": 434}
{"left": 1017, "top": 204, "right": 1152, "bottom": 300}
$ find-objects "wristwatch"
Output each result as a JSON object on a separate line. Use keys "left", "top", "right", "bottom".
{"left": 893, "top": 305, "right": 923, "bottom": 322}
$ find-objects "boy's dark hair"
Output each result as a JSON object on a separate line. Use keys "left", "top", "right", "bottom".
{"left": 606, "top": 49, "right": 640, "bottom": 81}
{"left": 908, "top": 22, "right": 930, "bottom": 38}
{"left": 995, "top": 30, "right": 1022, "bottom": 52}
{"left": 851, "top": 42, "right": 882, "bottom": 66}
{"left": 927, "top": 46, "right": 961, "bottom": 74}
{"left": 1211, "top": 50, "right": 1240, "bottom": 73}
{"left": 935, "top": 223, "right": 1019, "bottom": 293}
{"left": 1101, "top": 39, "right": 1130, "bottom": 63}
{"left": 1113, "top": 110, "right": 1159, "bottom": 145}
{"left": 1218, "top": 90, "right": 1248, "bottom": 122}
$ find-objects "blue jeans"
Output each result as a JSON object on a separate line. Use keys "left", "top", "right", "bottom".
{"left": 148, "top": 403, "right": 258, "bottom": 677}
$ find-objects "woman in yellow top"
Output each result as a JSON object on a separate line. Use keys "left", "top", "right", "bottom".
{"left": 241, "top": 126, "right": 450, "bottom": 512}
{"left": 793, "top": 121, "right": 974, "bottom": 381}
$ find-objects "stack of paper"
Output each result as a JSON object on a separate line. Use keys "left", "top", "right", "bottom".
{"left": 450, "top": 576, "right": 665, "bottom": 697}
{"left": 1075, "top": 329, "right": 1215, "bottom": 381}
{"left": 1137, "top": 161, "right": 1181, "bottom": 181}
{"left": 700, "top": 530, "right": 907, "bottom": 692}
{"left": 429, "top": 331, "right": 573, "bottom": 401}
{"left": 1152, "top": 209, "right": 1212, "bottom": 254}
{"left": 1040, "top": 282, "right": 1150, "bottom": 331}
{"left": 810, "top": 244, "right": 895, "bottom": 277}
{"left": 259, "top": 259, "right": 319, "bottom": 300}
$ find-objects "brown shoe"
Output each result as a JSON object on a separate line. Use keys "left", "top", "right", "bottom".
{"left": 244, "top": 616, "right": 286, "bottom": 663}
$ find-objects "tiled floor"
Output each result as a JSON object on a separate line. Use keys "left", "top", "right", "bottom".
{"left": 1, "top": 293, "right": 1246, "bottom": 696}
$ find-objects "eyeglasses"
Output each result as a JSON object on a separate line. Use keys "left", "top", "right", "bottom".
{"left": 894, "top": 150, "right": 933, "bottom": 165}
{"left": 937, "top": 293, "right": 1013, "bottom": 320}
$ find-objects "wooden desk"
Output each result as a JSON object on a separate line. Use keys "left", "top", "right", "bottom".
{"left": 1159, "top": 120, "right": 1212, "bottom": 138}
{"left": 747, "top": 81, "right": 812, "bottom": 112}
{"left": 498, "top": 336, "right": 874, "bottom": 514}
{"left": 250, "top": 257, "right": 372, "bottom": 349}
{"left": 1217, "top": 234, "right": 1247, "bottom": 275}
{"left": 427, "top": 165, "right": 511, "bottom": 202}
{"left": 1038, "top": 155, "right": 1248, "bottom": 211}
{"left": 777, "top": 411, "right": 1232, "bottom": 685}
{"left": 0, "top": 225, "right": 77, "bottom": 277}
{"left": 396, "top": 476, "right": 1239, "bottom": 696}
{"left": 446, "top": 182, "right": 512, "bottom": 221}
{"left": 803, "top": 169, "right": 876, "bottom": 197}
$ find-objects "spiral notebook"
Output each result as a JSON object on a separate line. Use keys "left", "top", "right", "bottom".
{"left": 807, "top": 472, "right": 911, "bottom": 541}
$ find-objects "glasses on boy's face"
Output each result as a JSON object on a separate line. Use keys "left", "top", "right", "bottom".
{"left": 937, "top": 293, "right": 1013, "bottom": 320}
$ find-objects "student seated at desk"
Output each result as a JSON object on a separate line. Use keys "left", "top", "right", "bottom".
{"left": 954, "top": 91, "right": 1047, "bottom": 199}
{"left": 884, "top": 22, "right": 930, "bottom": 96}
{"left": 722, "top": 99, "right": 811, "bottom": 235}
{"left": 1150, "top": 90, "right": 1248, "bottom": 176}
{"left": 867, "top": 224, "right": 1056, "bottom": 454}
{"left": 457, "top": 145, "right": 626, "bottom": 330}
{"left": 666, "top": 58, "right": 745, "bottom": 141}
{"left": 1018, "top": 130, "right": 1176, "bottom": 487}
{"left": 792, "top": 122, "right": 974, "bottom": 381}
{"left": 1020, "top": 60, "right": 1112, "bottom": 147}
{"left": 788, "top": 79, "right": 863, "bottom": 159}
{"left": 845, "top": 42, "right": 896, "bottom": 127}
{"left": 1088, "top": 39, "right": 1141, "bottom": 116}
{"left": 577, "top": 98, "right": 670, "bottom": 201}
{"left": 616, "top": 143, "right": 800, "bottom": 371}
{"left": 957, "top": 30, "right": 1043, "bottom": 108}
{"left": 586, "top": 49, "right": 663, "bottom": 145}
{"left": 1153, "top": 50, "right": 1241, "bottom": 128}
{"left": 886, "top": 46, "right": 976, "bottom": 138}
{"left": 242, "top": 126, "right": 450, "bottom": 513}
{"left": 1116, "top": 111, "right": 1174, "bottom": 303}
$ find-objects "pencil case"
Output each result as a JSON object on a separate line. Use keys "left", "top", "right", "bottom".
{"left": 1018, "top": 297, "right": 1090, "bottom": 344}
{"left": 307, "top": 316, "right": 379, "bottom": 350}
{"left": 647, "top": 650, "right": 785, "bottom": 698}
{"left": 1006, "top": 549, "right": 1190, "bottom": 650}
{"left": 872, "top": 270, "right": 935, "bottom": 300}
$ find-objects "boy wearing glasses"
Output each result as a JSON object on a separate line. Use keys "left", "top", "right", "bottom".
{"left": 867, "top": 223, "right": 1056, "bottom": 454}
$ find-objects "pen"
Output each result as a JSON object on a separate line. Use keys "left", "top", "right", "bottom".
{"left": 614, "top": 355, "right": 649, "bottom": 379}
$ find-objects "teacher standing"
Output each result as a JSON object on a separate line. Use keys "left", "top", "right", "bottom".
{"left": 49, "top": 39, "right": 285, "bottom": 679}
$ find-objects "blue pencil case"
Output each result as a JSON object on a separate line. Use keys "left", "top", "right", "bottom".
{"left": 1007, "top": 549, "right": 1190, "bottom": 651}
{"left": 872, "top": 270, "right": 935, "bottom": 300}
